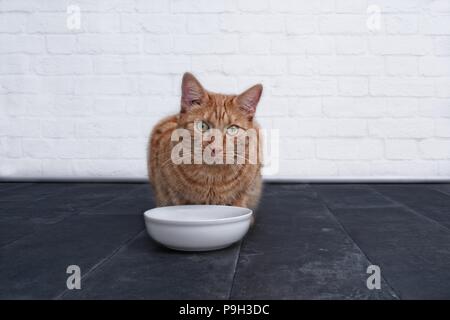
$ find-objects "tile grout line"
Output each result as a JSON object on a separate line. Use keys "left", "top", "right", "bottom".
{"left": 368, "top": 185, "right": 450, "bottom": 233}
{"left": 53, "top": 228, "right": 146, "bottom": 300}
{"left": 77, "top": 184, "right": 143, "bottom": 214}
{"left": 227, "top": 187, "right": 285, "bottom": 299}
{"left": 424, "top": 184, "right": 450, "bottom": 197}
{"left": 0, "top": 184, "right": 146, "bottom": 250}
{"left": 227, "top": 240, "right": 244, "bottom": 300}
{"left": 308, "top": 184, "right": 401, "bottom": 300}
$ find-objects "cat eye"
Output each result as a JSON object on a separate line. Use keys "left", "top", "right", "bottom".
{"left": 226, "top": 125, "right": 239, "bottom": 136}
{"left": 196, "top": 121, "right": 210, "bottom": 132}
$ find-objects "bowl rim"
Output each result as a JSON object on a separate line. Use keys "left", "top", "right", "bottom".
{"left": 143, "top": 205, "right": 253, "bottom": 226}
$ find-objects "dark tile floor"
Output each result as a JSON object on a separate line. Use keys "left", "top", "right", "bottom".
{"left": 1, "top": 182, "right": 449, "bottom": 299}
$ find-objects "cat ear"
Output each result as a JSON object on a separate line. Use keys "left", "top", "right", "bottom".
{"left": 181, "top": 72, "right": 206, "bottom": 112}
{"left": 236, "top": 84, "right": 263, "bottom": 119}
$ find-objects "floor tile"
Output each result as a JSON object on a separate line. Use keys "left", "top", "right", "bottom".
{"left": 62, "top": 232, "right": 240, "bottom": 299}
{"left": 0, "top": 214, "right": 144, "bottom": 299}
{"left": 331, "top": 206, "right": 450, "bottom": 299}
{"left": 230, "top": 188, "right": 397, "bottom": 299}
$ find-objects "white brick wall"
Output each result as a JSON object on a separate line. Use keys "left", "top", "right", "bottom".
{"left": 0, "top": 0, "right": 449, "bottom": 180}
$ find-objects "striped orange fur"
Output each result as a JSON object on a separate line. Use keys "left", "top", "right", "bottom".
{"left": 147, "top": 73, "right": 263, "bottom": 212}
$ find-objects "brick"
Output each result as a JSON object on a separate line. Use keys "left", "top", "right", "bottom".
{"left": 428, "top": 0, "right": 450, "bottom": 13}
{"left": 172, "top": 35, "right": 238, "bottom": 54}
{"left": 187, "top": 15, "right": 220, "bottom": 34}
{"left": 319, "top": 56, "right": 384, "bottom": 75}
{"left": 435, "top": 79, "right": 450, "bottom": 97}
{"left": 74, "top": 76, "right": 135, "bottom": 95}
{"left": 94, "top": 97, "right": 127, "bottom": 116}
{"left": 319, "top": 14, "right": 367, "bottom": 34}
{"left": 135, "top": 0, "right": 168, "bottom": 12}
{"left": 83, "top": 13, "right": 121, "bottom": 33}
{"left": 269, "top": 0, "right": 332, "bottom": 13}
{"left": 385, "top": 14, "right": 419, "bottom": 34}
{"left": 368, "top": 119, "right": 434, "bottom": 138}
{"left": 0, "top": 137, "right": 22, "bottom": 158}
{"left": 34, "top": 56, "right": 93, "bottom": 75}
{"left": 335, "top": 119, "right": 367, "bottom": 137}
{"left": 279, "top": 137, "right": 315, "bottom": 159}
{"left": 285, "top": 15, "right": 316, "bottom": 34}
{"left": 419, "top": 98, "right": 450, "bottom": 117}
{"left": 26, "top": 13, "right": 70, "bottom": 34}
{"left": 0, "top": 159, "right": 41, "bottom": 178}
{"left": 385, "top": 139, "right": 418, "bottom": 159}
{"left": 57, "top": 139, "right": 91, "bottom": 159}
{"left": 41, "top": 160, "right": 73, "bottom": 177}
{"left": 23, "top": 139, "right": 57, "bottom": 158}
{"left": 370, "top": 78, "right": 435, "bottom": 97}
{"left": 77, "top": 35, "right": 140, "bottom": 54}
{"left": 335, "top": 0, "right": 366, "bottom": 13}
{"left": 0, "top": 13, "right": 27, "bottom": 33}
{"left": 238, "top": 0, "right": 270, "bottom": 12}
{"left": 0, "top": 76, "right": 40, "bottom": 93}
{"left": 223, "top": 56, "right": 286, "bottom": 75}
{"left": 93, "top": 56, "right": 124, "bottom": 74}
{"left": 272, "top": 77, "right": 337, "bottom": 96}
{"left": 287, "top": 97, "right": 322, "bottom": 117}
{"left": 239, "top": 35, "right": 271, "bottom": 54}
{"left": 191, "top": 56, "right": 222, "bottom": 73}
{"left": 386, "top": 56, "right": 418, "bottom": 76}
{"left": 143, "top": 35, "right": 172, "bottom": 53}
{"left": 172, "top": 0, "right": 229, "bottom": 13}
{"left": 370, "top": 160, "right": 437, "bottom": 176}
{"left": 434, "top": 36, "right": 450, "bottom": 55}
{"left": 420, "top": 14, "right": 450, "bottom": 35}
{"left": 0, "top": 35, "right": 45, "bottom": 53}
{"left": 370, "top": 36, "right": 432, "bottom": 55}
{"left": 46, "top": 35, "right": 77, "bottom": 54}
{"left": 419, "top": 57, "right": 450, "bottom": 76}
{"left": 0, "top": 55, "right": 29, "bottom": 74}
{"left": 419, "top": 139, "right": 450, "bottom": 159}
{"left": 435, "top": 119, "right": 450, "bottom": 137}
{"left": 338, "top": 161, "right": 371, "bottom": 176}
{"left": 280, "top": 159, "right": 338, "bottom": 176}
{"left": 272, "top": 36, "right": 333, "bottom": 54}
{"left": 385, "top": 98, "right": 419, "bottom": 118}
{"left": 273, "top": 118, "right": 337, "bottom": 137}
{"left": 316, "top": 139, "right": 383, "bottom": 160}
{"left": 138, "top": 75, "right": 173, "bottom": 95}
{"left": 52, "top": 96, "right": 93, "bottom": 116}
{"left": 221, "top": 14, "right": 285, "bottom": 33}
{"left": 75, "top": 119, "right": 141, "bottom": 139}
{"left": 124, "top": 56, "right": 190, "bottom": 74}
{"left": 288, "top": 56, "right": 319, "bottom": 75}
{"left": 371, "top": 0, "right": 426, "bottom": 13}
{"left": 121, "top": 14, "right": 186, "bottom": 33}
{"left": 335, "top": 36, "right": 367, "bottom": 54}
{"left": 41, "top": 120, "right": 75, "bottom": 138}
{"left": 338, "top": 77, "right": 369, "bottom": 96}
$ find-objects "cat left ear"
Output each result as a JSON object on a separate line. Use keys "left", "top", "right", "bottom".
{"left": 236, "top": 84, "right": 263, "bottom": 119}
{"left": 181, "top": 72, "right": 206, "bottom": 113}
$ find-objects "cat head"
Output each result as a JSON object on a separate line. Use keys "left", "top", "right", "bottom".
{"left": 177, "top": 72, "right": 263, "bottom": 165}
{"left": 179, "top": 72, "right": 262, "bottom": 127}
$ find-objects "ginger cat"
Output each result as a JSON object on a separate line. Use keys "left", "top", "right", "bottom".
{"left": 148, "top": 72, "right": 263, "bottom": 211}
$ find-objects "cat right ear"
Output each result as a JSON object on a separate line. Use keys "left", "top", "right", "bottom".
{"left": 181, "top": 72, "right": 205, "bottom": 113}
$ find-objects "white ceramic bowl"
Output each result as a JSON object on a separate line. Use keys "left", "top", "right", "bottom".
{"left": 143, "top": 205, "right": 253, "bottom": 251}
